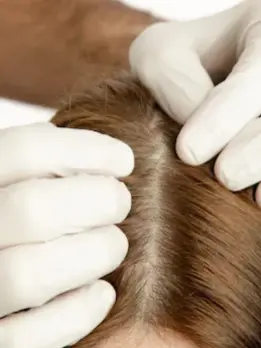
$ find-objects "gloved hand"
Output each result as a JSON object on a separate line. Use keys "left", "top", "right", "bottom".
{"left": 0, "top": 123, "right": 134, "bottom": 348}
{"left": 130, "top": 0, "right": 261, "bottom": 203}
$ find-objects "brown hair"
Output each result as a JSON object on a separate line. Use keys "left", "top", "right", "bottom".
{"left": 52, "top": 75, "right": 261, "bottom": 348}
{"left": 0, "top": 0, "right": 156, "bottom": 107}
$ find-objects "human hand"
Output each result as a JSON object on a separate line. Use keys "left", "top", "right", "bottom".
{"left": 0, "top": 123, "right": 134, "bottom": 347}
{"left": 130, "top": 0, "right": 261, "bottom": 202}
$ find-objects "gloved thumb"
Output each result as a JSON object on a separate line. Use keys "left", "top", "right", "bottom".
{"left": 129, "top": 22, "right": 214, "bottom": 124}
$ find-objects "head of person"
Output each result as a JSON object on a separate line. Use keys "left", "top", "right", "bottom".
{"left": 52, "top": 74, "right": 261, "bottom": 348}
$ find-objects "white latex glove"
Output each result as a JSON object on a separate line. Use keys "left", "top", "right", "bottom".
{"left": 0, "top": 122, "right": 134, "bottom": 348}
{"left": 130, "top": 0, "right": 261, "bottom": 203}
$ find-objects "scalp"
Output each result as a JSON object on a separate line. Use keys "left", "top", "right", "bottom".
{"left": 53, "top": 75, "right": 261, "bottom": 348}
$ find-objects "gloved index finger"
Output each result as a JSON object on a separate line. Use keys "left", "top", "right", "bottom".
{"left": 0, "top": 123, "right": 134, "bottom": 186}
{"left": 176, "top": 32, "right": 261, "bottom": 165}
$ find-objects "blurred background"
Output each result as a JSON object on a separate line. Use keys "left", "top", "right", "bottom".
{"left": 121, "top": 0, "right": 243, "bottom": 20}
{"left": 0, "top": 0, "right": 243, "bottom": 127}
